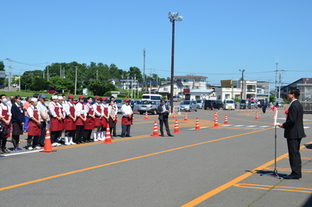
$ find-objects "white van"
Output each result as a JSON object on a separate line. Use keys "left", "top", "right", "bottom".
{"left": 141, "top": 94, "right": 162, "bottom": 101}
{"left": 224, "top": 99, "right": 235, "bottom": 110}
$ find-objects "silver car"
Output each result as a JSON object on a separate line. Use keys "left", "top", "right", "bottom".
{"left": 138, "top": 100, "right": 160, "bottom": 115}
{"left": 179, "top": 100, "right": 197, "bottom": 112}
{"left": 115, "top": 99, "right": 123, "bottom": 113}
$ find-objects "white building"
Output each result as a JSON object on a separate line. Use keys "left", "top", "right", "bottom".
{"left": 174, "top": 75, "right": 207, "bottom": 90}
{"left": 158, "top": 81, "right": 184, "bottom": 99}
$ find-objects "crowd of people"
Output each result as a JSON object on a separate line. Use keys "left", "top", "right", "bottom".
{"left": 0, "top": 94, "right": 134, "bottom": 154}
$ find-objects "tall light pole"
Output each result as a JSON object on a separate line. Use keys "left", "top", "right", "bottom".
{"left": 168, "top": 12, "right": 183, "bottom": 113}
{"left": 74, "top": 66, "right": 78, "bottom": 95}
{"left": 239, "top": 69, "right": 245, "bottom": 99}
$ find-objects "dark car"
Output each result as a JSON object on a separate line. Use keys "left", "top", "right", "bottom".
{"left": 204, "top": 100, "right": 222, "bottom": 110}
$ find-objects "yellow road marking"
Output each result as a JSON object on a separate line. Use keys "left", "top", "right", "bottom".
{"left": 181, "top": 141, "right": 312, "bottom": 207}
{"left": 264, "top": 167, "right": 312, "bottom": 173}
{"left": 234, "top": 183, "right": 312, "bottom": 193}
{"left": 0, "top": 128, "right": 271, "bottom": 192}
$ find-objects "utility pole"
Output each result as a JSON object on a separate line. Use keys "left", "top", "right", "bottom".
{"left": 74, "top": 66, "right": 78, "bottom": 95}
{"left": 275, "top": 62, "right": 278, "bottom": 98}
{"left": 143, "top": 49, "right": 146, "bottom": 83}
{"left": 47, "top": 66, "right": 50, "bottom": 81}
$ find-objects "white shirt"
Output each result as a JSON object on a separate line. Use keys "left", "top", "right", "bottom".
{"left": 27, "top": 105, "right": 41, "bottom": 121}
{"left": 75, "top": 102, "right": 86, "bottom": 117}
{"left": 93, "top": 102, "right": 102, "bottom": 116}
{"left": 121, "top": 104, "right": 133, "bottom": 117}
{"left": 63, "top": 101, "right": 76, "bottom": 116}
{"left": 48, "top": 102, "right": 61, "bottom": 118}
{"left": 0, "top": 103, "right": 11, "bottom": 116}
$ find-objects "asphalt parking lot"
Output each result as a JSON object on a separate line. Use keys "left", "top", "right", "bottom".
{"left": 1, "top": 107, "right": 311, "bottom": 207}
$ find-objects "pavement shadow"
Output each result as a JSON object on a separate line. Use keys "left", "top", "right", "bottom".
{"left": 304, "top": 144, "right": 312, "bottom": 149}
{"left": 302, "top": 195, "right": 312, "bottom": 207}
{"left": 245, "top": 170, "right": 287, "bottom": 178}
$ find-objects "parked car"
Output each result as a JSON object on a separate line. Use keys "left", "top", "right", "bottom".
{"left": 196, "top": 99, "right": 205, "bottom": 109}
{"left": 115, "top": 99, "right": 123, "bottom": 113}
{"left": 179, "top": 100, "right": 197, "bottom": 112}
{"left": 204, "top": 100, "right": 223, "bottom": 110}
{"left": 172, "top": 95, "right": 181, "bottom": 102}
{"left": 132, "top": 100, "right": 142, "bottom": 113}
{"left": 138, "top": 100, "right": 160, "bottom": 115}
{"left": 47, "top": 90, "right": 59, "bottom": 94}
{"left": 250, "top": 100, "right": 258, "bottom": 108}
{"left": 165, "top": 100, "right": 171, "bottom": 106}
{"left": 240, "top": 99, "right": 251, "bottom": 109}
{"left": 223, "top": 99, "right": 235, "bottom": 110}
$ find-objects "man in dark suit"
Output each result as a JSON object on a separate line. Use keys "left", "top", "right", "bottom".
{"left": 278, "top": 88, "right": 306, "bottom": 179}
{"left": 157, "top": 99, "right": 173, "bottom": 137}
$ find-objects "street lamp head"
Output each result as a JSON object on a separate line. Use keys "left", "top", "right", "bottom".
{"left": 168, "top": 12, "right": 182, "bottom": 22}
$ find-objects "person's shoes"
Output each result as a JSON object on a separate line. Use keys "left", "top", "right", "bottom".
{"left": 168, "top": 134, "right": 174, "bottom": 137}
{"left": 13, "top": 148, "right": 19, "bottom": 152}
{"left": 121, "top": 135, "right": 125, "bottom": 138}
{"left": 28, "top": 146, "right": 33, "bottom": 150}
{"left": 283, "top": 174, "right": 300, "bottom": 179}
{"left": 3, "top": 148, "right": 10, "bottom": 153}
{"left": 126, "top": 135, "right": 132, "bottom": 137}
{"left": 17, "top": 148, "right": 22, "bottom": 151}
{"left": 160, "top": 134, "right": 164, "bottom": 137}
{"left": 35, "top": 146, "right": 41, "bottom": 150}
{"left": 0, "top": 150, "right": 4, "bottom": 154}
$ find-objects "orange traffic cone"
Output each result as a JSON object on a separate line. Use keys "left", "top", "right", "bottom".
{"left": 194, "top": 117, "right": 201, "bottom": 130}
{"left": 173, "top": 119, "right": 181, "bottom": 133}
{"left": 238, "top": 108, "right": 240, "bottom": 114}
{"left": 214, "top": 115, "right": 219, "bottom": 127}
{"left": 246, "top": 109, "right": 249, "bottom": 115}
{"left": 39, "top": 129, "right": 57, "bottom": 153}
{"left": 144, "top": 111, "right": 149, "bottom": 120}
{"left": 255, "top": 111, "right": 259, "bottom": 120}
{"left": 103, "top": 124, "right": 113, "bottom": 144}
{"left": 224, "top": 114, "right": 229, "bottom": 124}
{"left": 151, "top": 121, "right": 160, "bottom": 136}
{"left": 183, "top": 112, "right": 188, "bottom": 121}
{"left": 172, "top": 111, "right": 176, "bottom": 118}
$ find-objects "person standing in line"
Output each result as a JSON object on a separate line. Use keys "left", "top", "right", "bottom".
{"left": 6, "top": 95, "right": 15, "bottom": 108}
{"left": 93, "top": 96, "right": 103, "bottom": 141}
{"left": 23, "top": 97, "right": 31, "bottom": 132}
{"left": 75, "top": 95, "right": 86, "bottom": 144}
{"left": 57, "top": 95, "right": 65, "bottom": 144}
{"left": 0, "top": 94, "right": 11, "bottom": 153}
{"left": 278, "top": 88, "right": 306, "bottom": 179}
{"left": 83, "top": 97, "right": 95, "bottom": 142}
{"left": 157, "top": 99, "right": 174, "bottom": 137}
{"left": 27, "top": 98, "right": 41, "bottom": 150}
{"left": 109, "top": 96, "right": 118, "bottom": 137}
{"left": 100, "top": 97, "right": 109, "bottom": 140}
{"left": 10, "top": 95, "right": 24, "bottom": 151}
{"left": 37, "top": 94, "right": 49, "bottom": 147}
{"left": 108, "top": 99, "right": 117, "bottom": 137}
{"left": 63, "top": 95, "right": 77, "bottom": 145}
{"left": 120, "top": 99, "right": 133, "bottom": 138}
{"left": 49, "top": 95, "right": 62, "bottom": 147}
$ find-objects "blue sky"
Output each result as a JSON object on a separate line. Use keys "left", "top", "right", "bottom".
{"left": 1, "top": 0, "right": 311, "bottom": 87}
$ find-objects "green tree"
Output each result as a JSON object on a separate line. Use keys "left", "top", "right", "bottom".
{"left": 128, "top": 66, "right": 143, "bottom": 82}
{"left": 49, "top": 76, "right": 74, "bottom": 94}
{"left": 89, "top": 80, "right": 116, "bottom": 96}
{"left": 29, "top": 77, "right": 49, "bottom": 91}
{"left": 20, "top": 75, "right": 32, "bottom": 90}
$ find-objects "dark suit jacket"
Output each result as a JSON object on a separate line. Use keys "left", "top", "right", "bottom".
{"left": 282, "top": 100, "right": 306, "bottom": 139}
{"left": 157, "top": 104, "right": 169, "bottom": 120}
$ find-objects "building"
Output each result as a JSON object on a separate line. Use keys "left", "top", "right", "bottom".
{"left": 174, "top": 75, "right": 208, "bottom": 90}
{"left": 280, "top": 78, "right": 312, "bottom": 99}
{"left": 158, "top": 81, "right": 184, "bottom": 99}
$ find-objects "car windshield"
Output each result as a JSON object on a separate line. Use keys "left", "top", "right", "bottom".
{"left": 241, "top": 100, "right": 247, "bottom": 104}
{"left": 196, "top": 100, "right": 202, "bottom": 103}
{"left": 181, "top": 100, "right": 190, "bottom": 105}
{"left": 115, "top": 99, "right": 122, "bottom": 103}
{"left": 226, "top": 100, "right": 234, "bottom": 103}
{"left": 141, "top": 101, "right": 152, "bottom": 104}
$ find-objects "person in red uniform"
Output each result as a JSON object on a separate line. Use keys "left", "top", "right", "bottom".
{"left": 75, "top": 95, "right": 86, "bottom": 144}
{"left": 83, "top": 97, "right": 95, "bottom": 142}
{"left": 63, "top": 95, "right": 77, "bottom": 145}
{"left": 93, "top": 96, "right": 102, "bottom": 141}
{"left": 101, "top": 97, "right": 109, "bottom": 140}
{"left": 49, "top": 95, "right": 63, "bottom": 147}
{"left": 27, "top": 98, "right": 42, "bottom": 150}
{"left": 0, "top": 94, "right": 11, "bottom": 153}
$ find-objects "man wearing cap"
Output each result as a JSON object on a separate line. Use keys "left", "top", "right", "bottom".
{"left": 63, "top": 95, "right": 77, "bottom": 145}
{"left": 83, "top": 97, "right": 95, "bottom": 142}
{"left": 49, "top": 95, "right": 63, "bottom": 147}
{"left": 120, "top": 99, "right": 133, "bottom": 138}
{"left": 75, "top": 95, "right": 86, "bottom": 144}
{"left": 37, "top": 94, "right": 49, "bottom": 147}
{"left": 27, "top": 98, "right": 42, "bottom": 150}
{"left": 93, "top": 96, "right": 102, "bottom": 141}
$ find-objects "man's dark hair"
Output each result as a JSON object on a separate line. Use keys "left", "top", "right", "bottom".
{"left": 289, "top": 88, "right": 300, "bottom": 99}
{"left": 33, "top": 93, "right": 39, "bottom": 98}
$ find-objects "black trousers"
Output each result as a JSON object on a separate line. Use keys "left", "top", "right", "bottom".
{"left": 287, "top": 138, "right": 302, "bottom": 178}
{"left": 39, "top": 122, "right": 46, "bottom": 146}
{"left": 51, "top": 131, "right": 62, "bottom": 143}
{"left": 121, "top": 125, "right": 131, "bottom": 136}
{"left": 83, "top": 129, "right": 92, "bottom": 142}
{"left": 27, "top": 135, "right": 39, "bottom": 148}
{"left": 159, "top": 119, "right": 171, "bottom": 135}
{"left": 75, "top": 125, "right": 84, "bottom": 143}
{"left": 12, "top": 135, "right": 20, "bottom": 148}
{"left": 1, "top": 138, "right": 7, "bottom": 149}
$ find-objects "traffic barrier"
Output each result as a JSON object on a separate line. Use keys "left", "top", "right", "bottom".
{"left": 103, "top": 124, "right": 113, "bottom": 144}
{"left": 224, "top": 114, "right": 229, "bottom": 124}
{"left": 194, "top": 117, "right": 201, "bottom": 130}
{"left": 151, "top": 121, "right": 160, "bottom": 137}
{"left": 214, "top": 115, "right": 219, "bottom": 127}
{"left": 144, "top": 111, "right": 149, "bottom": 120}
{"left": 39, "top": 129, "right": 57, "bottom": 153}
{"left": 255, "top": 111, "right": 260, "bottom": 120}
{"left": 173, "top": 119, "right": 181, "bottom": 133}
{"left": 183, "top": 112, "right": 188, "bottom": 121}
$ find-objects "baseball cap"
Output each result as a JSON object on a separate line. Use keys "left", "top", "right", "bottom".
{"left": 39, "top": 94, "right": 47, "bottom": 99}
